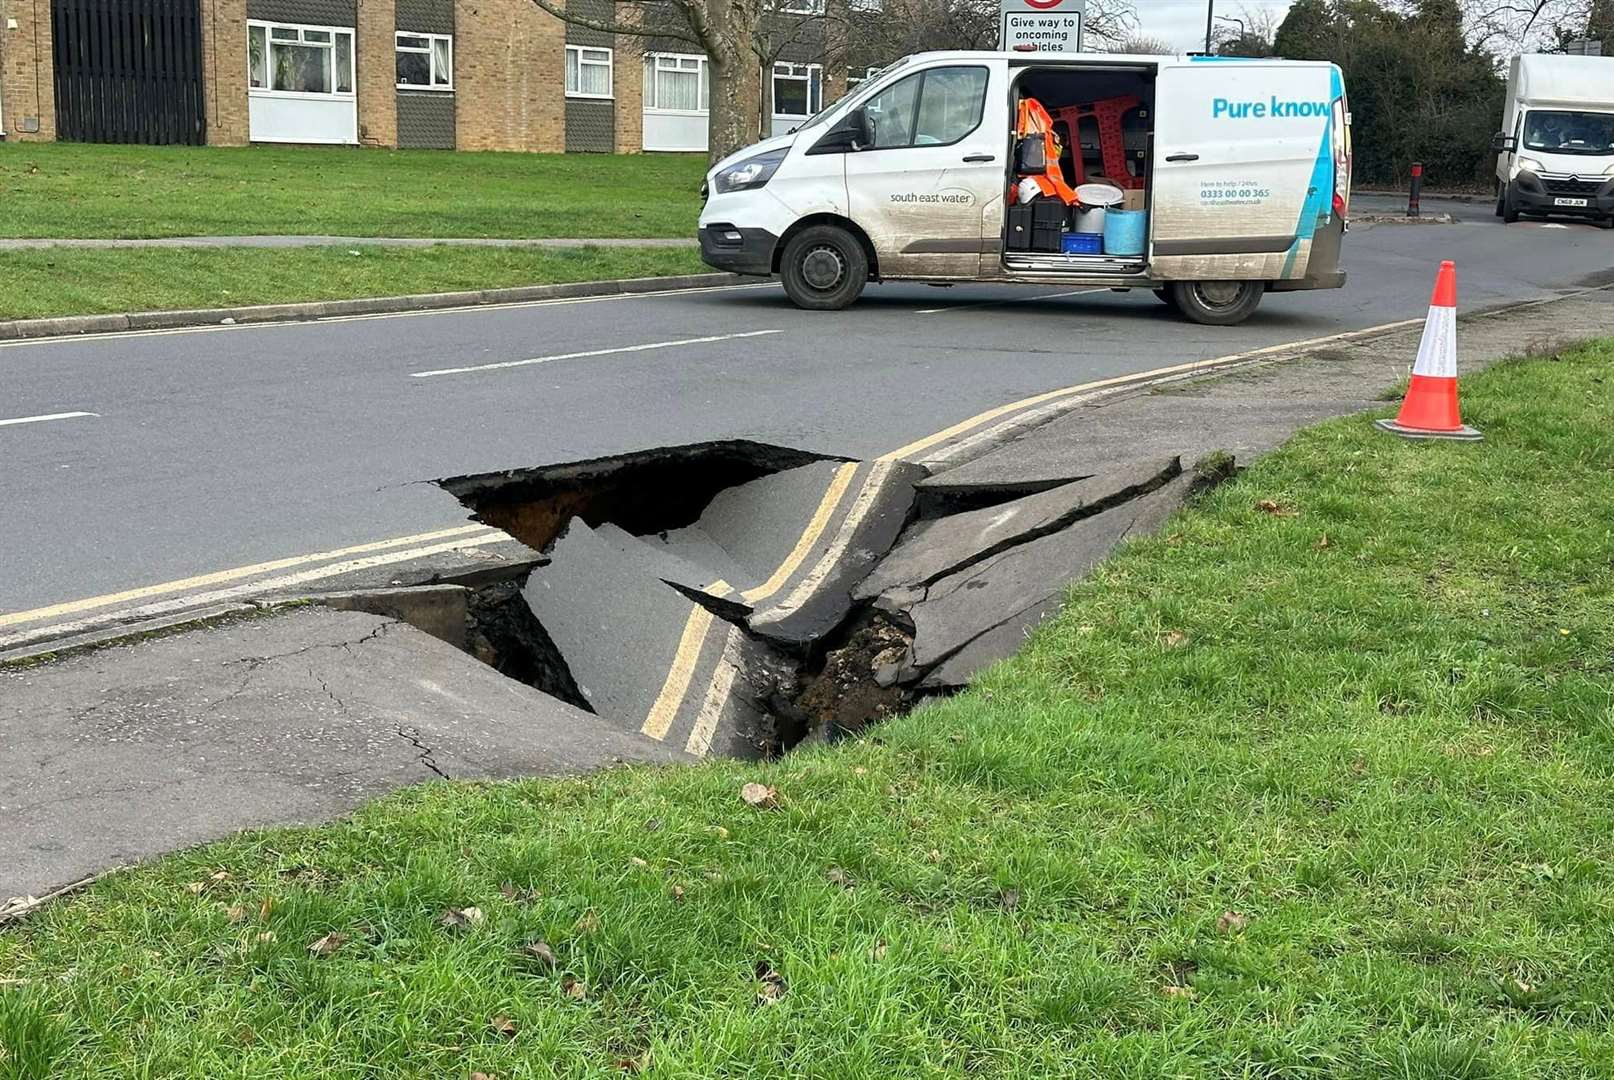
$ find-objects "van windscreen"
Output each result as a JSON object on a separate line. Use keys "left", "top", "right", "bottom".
{"left": 1522, "top": 110, "right": 1614, "bottom": 155}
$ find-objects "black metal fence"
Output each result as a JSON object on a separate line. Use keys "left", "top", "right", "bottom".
{"left": 52, "top": 0, "right": 206, "bottom": 145}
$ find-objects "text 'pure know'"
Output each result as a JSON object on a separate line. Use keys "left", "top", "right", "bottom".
{"left": 1213, "top": 97, "right": 1330, "bottom": 119}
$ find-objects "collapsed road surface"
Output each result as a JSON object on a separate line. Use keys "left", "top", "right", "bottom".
{"left": 4, "top": 195, "right": 1613, "bottom": 637}
{"left": 0, "top": 433, "right": 1227, "bottom": 901}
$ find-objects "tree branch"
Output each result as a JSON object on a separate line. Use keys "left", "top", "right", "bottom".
{"left": 528, "top": 0, "right": 703, "bottom": 45}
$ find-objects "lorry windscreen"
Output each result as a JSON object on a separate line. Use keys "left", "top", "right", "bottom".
{"left": 1522, "top": 110, "right": 1614, "bottom": 155}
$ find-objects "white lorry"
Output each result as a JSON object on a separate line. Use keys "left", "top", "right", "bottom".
{"left": 698, "top": 51, "right": 1351, "bottom": 326}
{"left": 1493, "top": 53, "right": 1614, "bottom": 227}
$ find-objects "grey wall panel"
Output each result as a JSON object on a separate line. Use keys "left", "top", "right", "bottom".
{"left": 396, "top": 0, "right": 452, "bottom": 34}
{"left": 564, "top": 0, "right": 613, "bottom": 47}
{"left": 397, "top": 91, "right": 455, "bottom": 149}
{"left": 247, "top": 0, "right": 356, "bottom": 27}
{"left": 564, "top": 98, "right": 614, "bottom": 152}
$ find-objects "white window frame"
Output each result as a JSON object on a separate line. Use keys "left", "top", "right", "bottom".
{"left": 771, "top": 61, "right": 821, "bottom": 117}
{"left": 644, "top": 53, "right": 709, "bottom": 115}
{"left": 247, "top": 20, "right": 355, "bottom": 100}
{"left": 395, "top": 31, "right": 453, "bottom": 91}
{"left": 779, "top": 0, "right": 827, "bottom": 12}
{"left": 846, "top": 65, "right": 880, "bottom": 89}
{"left": 565, "top": 45, "right": 614, "bottom": 100}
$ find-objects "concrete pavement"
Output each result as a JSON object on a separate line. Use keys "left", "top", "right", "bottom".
{"left": 3, "top": 196, "right": 1611, "bottom": 636}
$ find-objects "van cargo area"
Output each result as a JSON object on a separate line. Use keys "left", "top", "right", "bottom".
{"left": 1003, "top": 65, "right": 1155, "bottom": 279}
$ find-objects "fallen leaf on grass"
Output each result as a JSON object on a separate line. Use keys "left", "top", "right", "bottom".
{"left": 307, "top": 932, "right": 347, "bottom": 957}
{"left": 225, "top": 905, "right": 247, "bottom": 924}
{"left": 259, "top": 895, "right": 275, "bottom": 922}
{"left": 926, "top": 848, "right": 942, "bottom": 864}
{"left": 523, "top": 940, "right": 558, "bottom": 970}
{"left": 1314, "top": 533, "right": 1331, "bottom": 550}
{"left": 755, "top": 961, "right": 787, "bottom": 1004}
{"left": 670, "top": 885, "right": 686, "bottom": 902}
{"left": 999, "top": 888, "right": 1021, "bottom": 911}
{"left": 1160, "top": 984, "right": 1197, "bottom": 999}
{"left": 826, "top": 867, "right": 853, "bottom": 889}
{"left": 575, "top": 911, "right": 601, "bottom": 934}
{"left": 1162, "top": 630, "right": 1188, "bottom": 649}
{"left": 561, "top": 975, "right": 587, "bottom": 1000}
{"left": 710, "top": 825, "right": 730, "bottom": 840}
{"left": 1216, "top": 911, "right": 1249, "bottom": 934}
{"left": 253, "top": 931, "right": 277, "bottom": 945}
{"left": 440, "top": 906, "right": 485, "bottom": 931}
{"left": 629, "top": 856, "right": 649, "bottom": 868}
{"left": 615, "top": 1053, "right": 649, "bottom": 1073}
{"left": 1253, "top": 499, "right": 1298, "bottom": 517}
{"left": 470, "top": 1073, "right": 498, "bottom": 1080}
{"left": 870, "top": 941, "right": 888, "bottom": 960}
{"left": 740, "top": 782, "right": 779, "bottom": 809}
{"left": 489, "top": 1015, "right": 518, "bottom": 1039}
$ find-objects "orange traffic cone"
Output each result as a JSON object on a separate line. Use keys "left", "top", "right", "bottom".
{"left": 1375, "top": 261, "right": 1482, "bottom": 441}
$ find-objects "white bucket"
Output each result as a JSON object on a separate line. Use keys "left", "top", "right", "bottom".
{"left": 1074, "top": 207, "right": 1107, "bottom": 234}
{"left": 1076, "top": 183, "right": 1124, "bottom": 208}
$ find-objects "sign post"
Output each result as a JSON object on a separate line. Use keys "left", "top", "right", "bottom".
{"left": 1000, "top": 0, "right": 1086, "bottom": 55}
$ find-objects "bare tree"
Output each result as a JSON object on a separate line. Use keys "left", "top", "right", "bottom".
{"left": 528, "top": 0, "right": 769, "bottom": 161}
{"left": 1113, "top": 33, "right": 1174, "bottom": 53}
{"left": 1212, "top": 4, "right": 1280, "bottom": 54}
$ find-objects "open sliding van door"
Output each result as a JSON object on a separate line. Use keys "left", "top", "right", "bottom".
{"left": 1149, "top": 59, "right": 1344, "bottom": 285}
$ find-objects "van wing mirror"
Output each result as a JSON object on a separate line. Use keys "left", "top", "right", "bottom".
{"left": 809, "top": 106, "right": 873, "bottom": 155}
{"left": 1490, "top": 132, "right": 1516, "bottom": 153}
{"left": 1014, "top": 135, "right": 1047, "bottom": 175}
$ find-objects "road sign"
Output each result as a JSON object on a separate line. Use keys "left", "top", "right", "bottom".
{"left": 1000, "top": 0, "right": 1086, "bottom": 55}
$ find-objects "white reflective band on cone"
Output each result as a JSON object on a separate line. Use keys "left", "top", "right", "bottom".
{"left": 1411, "top": 303, "right": 1458, "bottom": 380}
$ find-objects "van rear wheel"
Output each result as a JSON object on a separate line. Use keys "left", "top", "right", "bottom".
{"left": 779, "top": 225, "right": 868, "bottom": 311}
{"left": 1170, "top": 281, "right": 1264, "bottom": 326}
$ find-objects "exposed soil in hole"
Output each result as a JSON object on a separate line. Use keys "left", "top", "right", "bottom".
{"left": 464, "top": 578, "right": 591, "bottom": 712}
{"left": 438, "top": 440, "right": 840, "bottom": 552}
{"left": 794, "top": 611, "right": 916, "bottom": 745}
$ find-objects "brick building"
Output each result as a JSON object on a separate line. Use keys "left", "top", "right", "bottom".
{"left": 0, "top": 0, "right": 859, "bottom": 152}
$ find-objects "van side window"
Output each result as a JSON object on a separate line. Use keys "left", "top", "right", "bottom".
{"left": 864, "top": 66, "right": 988, "bottom": 150}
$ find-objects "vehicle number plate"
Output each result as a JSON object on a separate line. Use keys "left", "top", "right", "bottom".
{"left": 1554, "top": 197, "right": 1589, "bottom": 207}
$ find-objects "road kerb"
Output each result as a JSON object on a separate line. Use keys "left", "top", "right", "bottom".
{"left": 0, "top": 273, "right": 747, "bottom": 342}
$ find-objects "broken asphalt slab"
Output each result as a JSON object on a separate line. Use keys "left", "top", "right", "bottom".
{"left": 0, "top": 606, "right": 684, "bottom": 902}
{"left": 747, "top": 459, "right": 927, "bottom": 648}
{"left": 855, "top": 456, "right": 1181, "bottom": 601}
{"left": 900, "top": 473, "right": 1201, "bottom": 687}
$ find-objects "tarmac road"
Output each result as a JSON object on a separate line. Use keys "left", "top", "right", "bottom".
{"left": 3, "top": 195, "right": 1611, "bottom": 626}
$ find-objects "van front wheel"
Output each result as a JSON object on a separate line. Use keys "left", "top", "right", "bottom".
{"left": 1170, "top": 281, "right": 1264, "bottom": 326}
{"left": 780, "top": 225, "right": 868, "bottom": 311}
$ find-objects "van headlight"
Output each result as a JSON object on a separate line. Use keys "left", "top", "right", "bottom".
{"left": 1515, "top": 157, "right": 1545, "bottom": 174}
{"left": 713, "top": 149, "right": 788, "bottom": 194}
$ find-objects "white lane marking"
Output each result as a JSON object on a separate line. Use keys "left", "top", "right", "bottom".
{"left": 0, "top": 411, "right": 99, "bottom": 428}
{"left": 410, "top": 330, "right": 783, "bottom": 378}
{"left": 0, "top": 282, "right": 782, "bottom": 351}
{"left": 0, "top": 530, "right": 515, "bottom": 652}
{"left": 914, "top": 287, "right": 1106, "bottom": 315}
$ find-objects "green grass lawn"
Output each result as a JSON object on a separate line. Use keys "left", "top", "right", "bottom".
{"left": 4, "top": 347, "right": 1614, "bottom": 1077}
{"left": 0, "top": 245, "right": 709, "bottom": 320}
{"left": 0, "top": 144, "right": 708, "bottom": 239}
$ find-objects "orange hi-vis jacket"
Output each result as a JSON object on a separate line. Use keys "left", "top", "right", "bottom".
{"left": 1015, "top": 98, "right": 1079, "bottom": 206}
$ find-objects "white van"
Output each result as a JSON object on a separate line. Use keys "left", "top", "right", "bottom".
{"left": 698, "top": 50, "right": 1350, "bottom": 326}
{"left": 1492, "top": 54, "right": 1614, "bottom": 227}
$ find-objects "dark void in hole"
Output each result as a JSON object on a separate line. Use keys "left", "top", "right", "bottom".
{"left": 437, "top": 440, "right": 843, "bottom": 552}
{"left": 465, "top": 577, "right": 592, "bottom": 712}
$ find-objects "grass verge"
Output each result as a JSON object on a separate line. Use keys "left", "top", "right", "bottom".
{"left": 0, "top": 145, "right": 708, "bottom": 239}
{"left": 3, "top": 347, "right": 1613, "bottom": 1077}
{"left": 0, "top": 245, "right": 709, "bottom": 320}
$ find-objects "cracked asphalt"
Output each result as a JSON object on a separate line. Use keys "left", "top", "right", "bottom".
{"left": 3, "top": 196, "right": 1612, "bottom": 627}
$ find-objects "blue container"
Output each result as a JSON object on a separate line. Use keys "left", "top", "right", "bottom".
{"left": 1062, "top": 232, "right": 1103, "bottom": 255}
{"left": 1102, "top": 209, "right": 1147, "bottom": 257}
